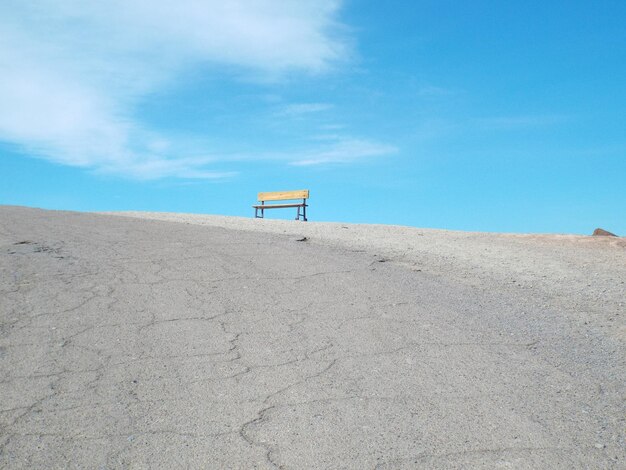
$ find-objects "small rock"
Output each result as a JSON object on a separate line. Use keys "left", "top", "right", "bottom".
{"left": 594, "top": 443, "right": 605, "bottom": 449}
{"left": 592, "top": 228, "right": 617, "bottom": 237}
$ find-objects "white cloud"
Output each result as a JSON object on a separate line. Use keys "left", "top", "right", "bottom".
{"left": 416, "top": 85, "right": 455, "bottom": 97}
{"left": 409, "top": 114, "right": 571, "bottom": 143}
{"left": 475, "top": 115, "right": 570, "bottom": 130}
{"left": 96, "top": 154, "right": 238, "bottom": 180}
{"left": 310, "top": 133, "right": 345, "bottom": 141}
{"left": 0, "top": 0, "right": 349, "bottom": 179}
{"left": 278, "top": 103, "right": 334, "bottom": 115}
{"left": 320, "top": 124, "right": 345, "bottom": 130}
{"left": 289, "top": 139, "right": 397, "bottom": 166}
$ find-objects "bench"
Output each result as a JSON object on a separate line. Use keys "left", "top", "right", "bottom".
{"left": 253, "top": 190, "right": 309, "bottom": 221}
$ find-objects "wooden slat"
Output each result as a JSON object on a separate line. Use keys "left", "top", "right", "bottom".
{"left": 258, "top": 190, "right": 309, "bottom": 201}
{"left": 252, "top": 203, "right": 305, "bottom": 209}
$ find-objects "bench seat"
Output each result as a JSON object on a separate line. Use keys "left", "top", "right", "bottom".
{"left": 252, "top": 203, "right": 303, "bottom": 209}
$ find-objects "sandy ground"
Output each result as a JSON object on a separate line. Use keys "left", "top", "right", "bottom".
{"left": 111, "top": 211, "right": 626, "bottom": 340}
{"left": 1, "top": 206, "right": 624, "bottom": 468}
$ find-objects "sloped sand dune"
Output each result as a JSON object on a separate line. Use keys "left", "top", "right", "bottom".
{"left": 1, "top": 206, "right": 624, "bottom": 468}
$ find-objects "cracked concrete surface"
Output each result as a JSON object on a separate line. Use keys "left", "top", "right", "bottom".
{"left": 1, "top": 206, "right": 624, "bottom": 469}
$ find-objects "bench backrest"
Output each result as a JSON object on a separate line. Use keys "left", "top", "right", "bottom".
{"left": 258, "top": 190, "right": 309, "bottom": 202}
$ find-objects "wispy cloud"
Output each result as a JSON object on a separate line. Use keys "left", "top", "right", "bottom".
{"left": 0, "top": 0, "right": 349, "bottom": 179}
{"left": 320, "top": 124, "right": 346, "bottom": 130}
{"left": 413, "top": 118, "right": 458, "bottom": 142}
{"left": 475, "top": 114, "right": 570, "bottom": 130}
{"left": 416, "top": 85, "right": 456, "bottom": 97}
{"left": 411, "top": 114, "right": 571, "bottom": 143}
{"left": 96, "top": 155, "right": 238, "bottom": 181}
{"left": 289, "top": 139, "right": 397, "bottom": 166}
{"left": 278, "top": 103, "right": 334, "bottom": 116}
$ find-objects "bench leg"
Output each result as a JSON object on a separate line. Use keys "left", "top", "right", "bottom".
{"left": 296, "top": 204, "right": 305, "bottom": 221}
{"left": 294, "top": 202, "right": 307, "bottom": 221}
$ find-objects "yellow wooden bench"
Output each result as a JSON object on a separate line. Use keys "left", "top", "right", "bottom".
{"left": 253, "top": 190, "right": 309, "bottom": 221}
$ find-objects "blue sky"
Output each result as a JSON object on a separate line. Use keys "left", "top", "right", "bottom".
{"left": 1, "top": 0, "right": 625, "bottom": 234}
